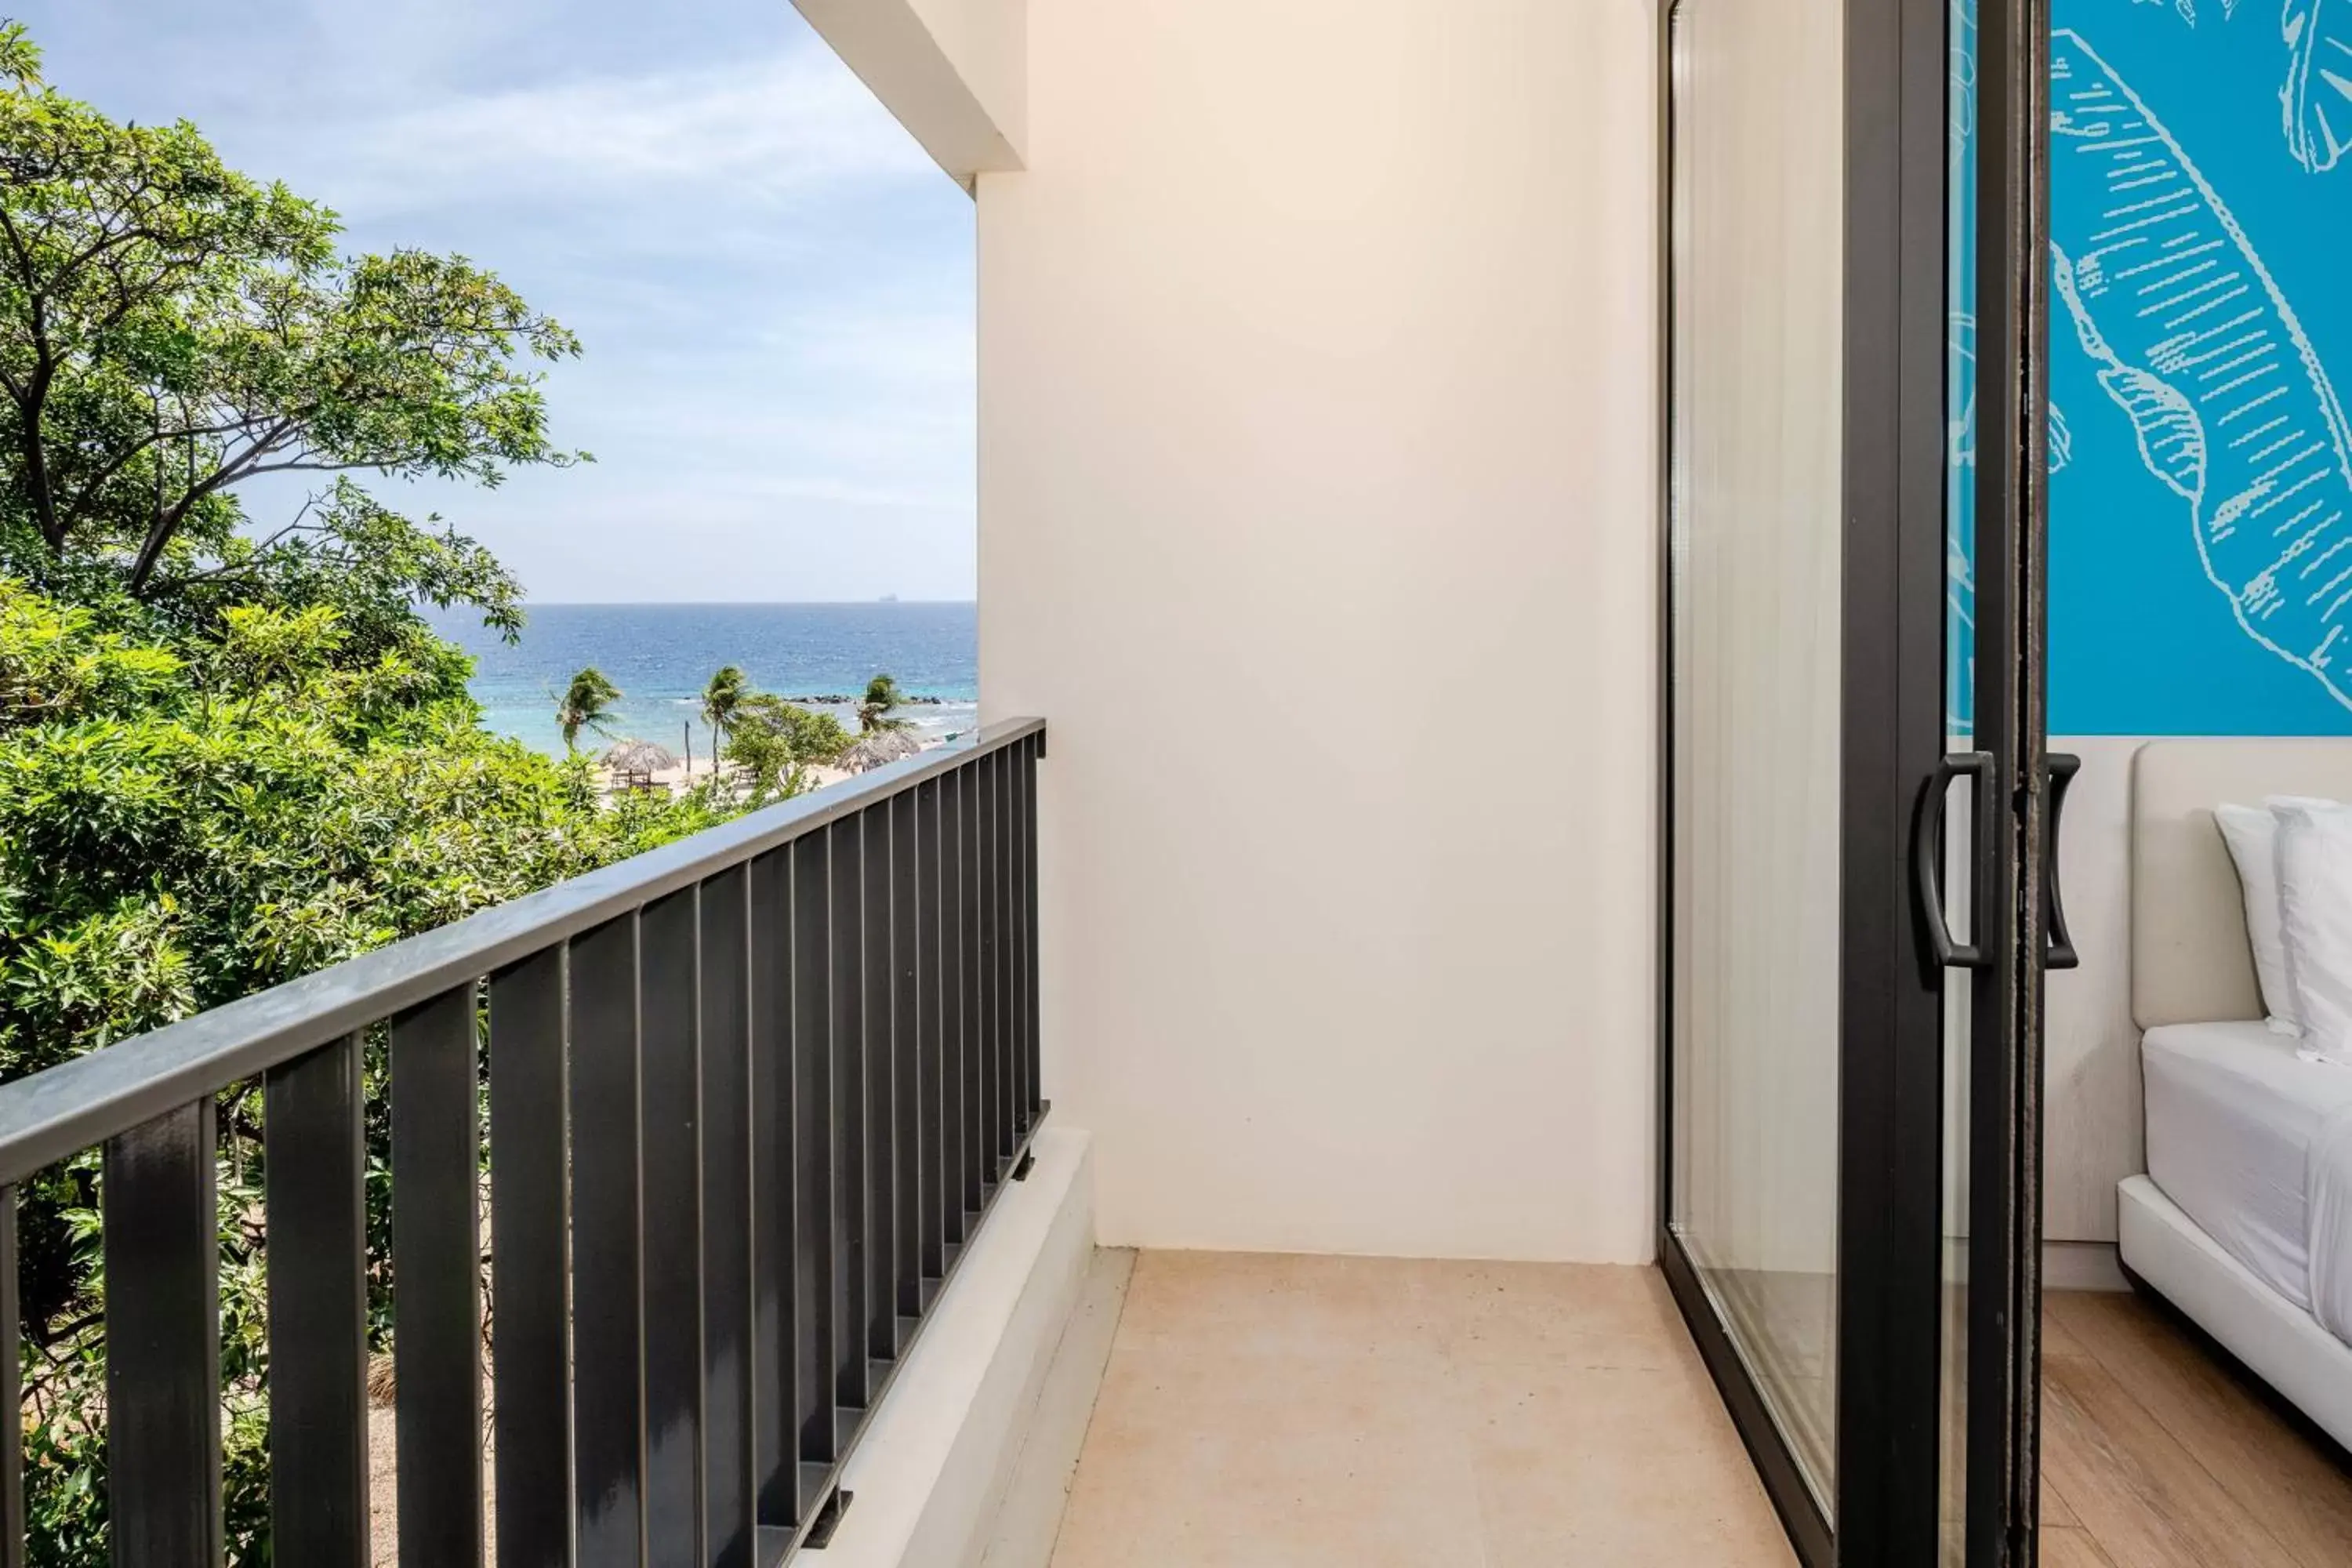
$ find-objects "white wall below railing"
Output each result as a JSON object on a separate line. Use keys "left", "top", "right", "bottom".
{"left": 815, "top": 1129, "right": 1098, "bottom": 1568}
{"left": 975, "top": 0, "right": 1661, "bottom": 1262}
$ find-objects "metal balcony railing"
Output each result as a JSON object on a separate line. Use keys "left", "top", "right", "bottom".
{"left": 0, "top": 717, "right": 1048, "bottom": 1567}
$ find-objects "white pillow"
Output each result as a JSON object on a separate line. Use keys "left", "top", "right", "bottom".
{"left": 2272, "top": 801, "right": 2352, "bottom": 1065}
{"left": 2272, "top": 795, "right": 2350, "bottom": 1035}
{"left": 2216, "top": 797, "right": 2338, "bottom": 1034}
{"left": 2218, "top": 802, "right": 2302, "bottom": 1034}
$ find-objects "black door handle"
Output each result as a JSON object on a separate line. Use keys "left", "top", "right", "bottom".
{"left": 1917, "top": 752, "right": 1995, "bottom": 969}
{"left": 2045, "top": 753, "right": 2082, "bottom": 970}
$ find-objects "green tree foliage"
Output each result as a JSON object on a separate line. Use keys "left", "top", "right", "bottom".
{"left": 0, "top": 27, "right": 734, "bottom": 1561}
{"left": 0, "top": 22, "right": 38, "bottom": 91}
{"left": 555, "top": 665, "right": 620, "bottom": 752}
{"left": 700, "top": 662, "right": 745, "bottom": 749}
{"left": 857, "top": 672, "right": 908, "bottom": 734}
{"left": 724, "top": 691, "right": 850, "bottom": 806}
{"left": 0, "top": 579, "right": 728, "bottom": 1559}
{"left": 0, "top": 590, "right": 707, "bottom": 1062}
{"left": 0, "top": 20, "right": 577, "bottom": 626}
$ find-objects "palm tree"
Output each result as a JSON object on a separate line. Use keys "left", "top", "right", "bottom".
{"left": 858, "top": 673, "right": 910, "bottom": 734}
{"left": 702, "top": 665, "right": 746, "bottom": 751}
{"left": 556, "top": 666, "right": 622, "bottom": 753}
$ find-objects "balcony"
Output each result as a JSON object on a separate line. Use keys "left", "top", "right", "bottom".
{"left": 0, "top": 722, "right": 1049, "bottom": 1567}
{"left": 0, "top": 710, "right": 1812, "bottom": 1568}
{"left": 0, "top": 1, "right": 1854, "bottom": 1563}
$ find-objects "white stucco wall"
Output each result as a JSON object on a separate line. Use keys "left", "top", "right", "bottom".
{"left": 975, "top": 0, "right": 1661, "bottom": 1261}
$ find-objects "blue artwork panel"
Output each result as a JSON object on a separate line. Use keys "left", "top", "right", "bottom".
{"left": 1951, "top": 0, "right": 2352, "bottom": 735}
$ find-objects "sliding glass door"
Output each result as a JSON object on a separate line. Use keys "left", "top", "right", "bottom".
{"left": 1660, "top": 0, "right": 2053, "bottom": 1559}
{"left": 1664, "top": 0, "right": 1847, "bottom": 1527}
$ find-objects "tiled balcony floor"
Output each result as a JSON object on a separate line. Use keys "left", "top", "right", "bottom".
{"left": 1048, "top": 1251, "right": 1795, "bottom": 1567}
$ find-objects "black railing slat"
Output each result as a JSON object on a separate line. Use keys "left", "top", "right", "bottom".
{"left": 391, "top": 985, "right": 485, "bottom": 1568}
{"left": 265, "top": 1035, "right": 369, "bottom": 1568}
{"left": 0, "top": 1186, "right": 18, "bottom": 1568}
{"left": 862, "top": 805, "right": 898, "bottom": 1360}
{"left": 569, "top": 916, "right": 647, "bottom": 1565}
{"left": 1002, "top": 742, "right": 1021, "bottom": 1133}
{"left": 1022, "top": 735, "right": 1041, "bottom": 1127}
{"left": 960, "top": 758, "right": 985, "bottom": 1214}
{"left": 105, "top": 1100, "right": 222, "bottom": 1566}
{"left": 890, "top": 789, "right": 923, "bottom": 1317}
{"left": 749, "top": 850, "right": 797, "bottom": 1530}
{"left": 829, "top": 818, "right": 869, "bottom": 1414}
{"left": 639, "top": 891, "right": 705, "bottom": 1565}
{"left": 992, "top": 746, "right": 1013, "bottom": 1163}
{"left": 939, "top": 769, "right": 967, "bottom": 1246}
{"left": 915, "top": 779, "right": 946, "bottom": 1278}
{"left": 976, "top": 752, "right": 996, "bottom": 1180}
{"left": 488, "top": 948, "right": 572, "bottom": 1568}
{"left": 1003, "top": 747, "right": 1018, "bottom": 1151}
{"left": 790, "top": 837, "right": 837, "bottom": 1492}
{"left": 699, "top": 866, "right": 757, "bottom": 1567}
{"left": 1014, "top": 744, "right": 1031, "bottom": 1131}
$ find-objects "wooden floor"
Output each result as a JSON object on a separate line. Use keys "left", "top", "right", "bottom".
{"left": 2042, "top": 1287, "right": 2352, "bottom": 1567}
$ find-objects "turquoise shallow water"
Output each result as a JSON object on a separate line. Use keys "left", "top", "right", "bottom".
{"left": 426, "top": 601, "right": 978, "bottom": 757}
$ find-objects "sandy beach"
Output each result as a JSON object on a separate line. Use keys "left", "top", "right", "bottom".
{"left": 597, "top": 739, "right": 947, "bottom": 800}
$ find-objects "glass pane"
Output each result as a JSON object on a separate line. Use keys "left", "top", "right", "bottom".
{"left": 1668, "top": 0, "right": 1847, "bottom": 1512}
{"left": 1941, "top": 0, "right": 1979, "bottom": 1558}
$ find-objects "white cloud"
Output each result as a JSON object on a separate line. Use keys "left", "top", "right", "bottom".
{"left": 275, "top": 46, "right": 942, "bottom": 218}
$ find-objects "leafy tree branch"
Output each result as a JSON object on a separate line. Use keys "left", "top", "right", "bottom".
{"left": 0, "top": 44, "right": 583, "bottom": 611}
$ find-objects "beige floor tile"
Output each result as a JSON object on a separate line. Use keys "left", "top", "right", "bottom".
{"left": 1051, "top": 1334, "right": 1474, "bottom": 1567}
{"left": 1052, "top": 1253, "right": 1796, "bottom": 1568}
{"left": 1425, "top": 1258, "right": 1693, "bottom": 1371}
{"left": 1112, "top": 1249, "right": 1446, "bottom": 1361}
{"left": 1458, "top": 1352, "right": 1793, "bottom": 1568}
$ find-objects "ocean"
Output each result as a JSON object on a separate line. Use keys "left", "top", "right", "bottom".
{"left": 426, "top": 601, "right": 979, "bottom": 759}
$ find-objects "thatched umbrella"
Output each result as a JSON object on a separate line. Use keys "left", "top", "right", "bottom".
{"left": 601, "top": 739, "right": 677, "bottom": 775}
{"left": 833, "top": 730, "right": 924, "bottom": 775}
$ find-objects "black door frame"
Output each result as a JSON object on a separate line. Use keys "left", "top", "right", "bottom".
{"left": 1652, "top": 0, "right": 2050, "bottom": 1558}
{"left": 1965, "top": 0, "right": 2055, "bottom": 1555}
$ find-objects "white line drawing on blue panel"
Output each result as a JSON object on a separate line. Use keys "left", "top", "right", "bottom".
{"left": 2283, "top": 0, "right": 2352, "bottom": 171}
{"left": 2053, "top": 27, "right": 2352, "bottom": 708}
{"left": 1952, "top": 0, "right": 1977, "bottom": 175}
{"left": 2110, "top": 0, "right": 2347, "bottom": 176}
{"left": 2132, "top": 0, "right": 2238, "bottom": 27}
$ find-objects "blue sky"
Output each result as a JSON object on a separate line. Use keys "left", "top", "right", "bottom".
{"left": 17, "top": 1, "right": 977, "bottom": 603}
